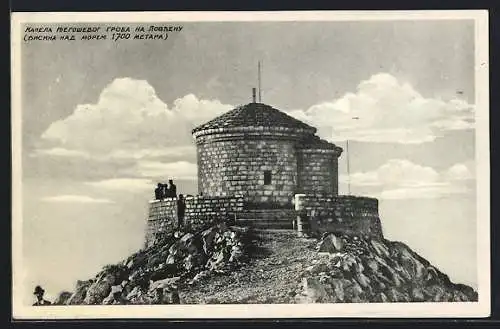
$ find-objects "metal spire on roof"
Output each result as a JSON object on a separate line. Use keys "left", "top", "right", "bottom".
{"left": 258, "top": 60, "right": 262, "bottom": 103}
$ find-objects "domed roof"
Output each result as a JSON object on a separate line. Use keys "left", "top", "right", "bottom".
{"left": 192, "top": 102, "right": 316, "bottom": 135}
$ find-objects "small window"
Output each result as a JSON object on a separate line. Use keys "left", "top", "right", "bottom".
{"left": 264, "top": 170, "right": 272, "bottom": 185}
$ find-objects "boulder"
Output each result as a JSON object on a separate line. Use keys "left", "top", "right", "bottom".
{"left": 148, "top": 287, "right": 180, "bottom": 304}
{"left": 425, "top": 267, "right": 440, "bottom": 284}
{"left": 52, "top": 291, "right": 72, "bottom": 305}
{"left": 331, "top": 279, "right": 346, "bottom": 302}
{"left": 386, "top": 287, "right": 410, "bottom": 302}
{"left": 183, "top": 253, "right": 205, "bottom": 272}
{"left": 150, "top": 276, "right": 181, "bottom": 290}
{"left": 180, "top": 233, "right": 195, "bottom": 245}
{"left": 149, "top": 264, "right": 179, "bottom": 282}
{"left": 301, "top": 277, "right": 328, "bottom": 303}
{"left": 341, "top": 279, "right": 365, "bottom": 302}
{"left": 84, "top": 265, "right": 129, "bottom": 305}
{"left": 228, "top": 244, "right": 243, "bottom": 263}
{"left": 318, "top": 234, "right": 344, "bottom": 253}
{"left": 206, "top": 249, "right": 226, "bottom": 270}
{"left": 125, "top": 252, "right": 147, "bottom": 270}
{"left": 168, "top": 241, "right": 181, "bottom": 255}
{"left": 126, "top": 285, "right": 151, "bottom": 304}
{"left": 147, "top": 254, "right": 165, "bottom": 268}
{"left": 126, "top": 286, "right": 143, "bottom": 301}
{"left": 102, "top": 285, "right": 124, "bottom": 305}
{"left": 201, "top": 226, "right": 218, "bottom": 255}
{"left": 165, "top": 253, "right": 177, "bottom": 265}
{"left": 149, "top": 277, "right": 181, "bottom": 304}
{"left": 305, "top": 261, "right": 329, "bottom": 275}
{"left": 375, "top": 292, "right": 388, "bottom": 303}
{"left": 355, "top": 272, "right": 371, "bottom": 288}
{"left": 411, "top": 287, "right": 425, "bottom": 302}
{"left": 189, "top": 270, "right": 210, "bottom": 285}
{"left": 66, "top": 280, "right": 93, "bottom": 305}
{"left": 168, "top": 234, "right": 200, "bottom": 258}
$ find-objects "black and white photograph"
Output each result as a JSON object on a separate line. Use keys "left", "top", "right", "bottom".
{"left": 11, "top": 11, "right": 490, "bottom": 319}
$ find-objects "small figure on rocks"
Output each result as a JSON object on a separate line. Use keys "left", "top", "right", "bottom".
{"left": 154, "top": 183, "right": 163, "bottom": 200}
{"left": 33, "top": 285, "right": 52, "bottom": 306}
{"left": 177, "top": 194, "right": 186, "bottom": 227}
{"left": 167, "top": 179, "right": 177, "bottom": 197}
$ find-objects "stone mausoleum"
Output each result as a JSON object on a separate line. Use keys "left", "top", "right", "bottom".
{"left": 145, "top": 101, "right": 383, "bottom": 247}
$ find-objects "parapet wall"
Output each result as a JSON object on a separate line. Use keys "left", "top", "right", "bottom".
{"left": 145, "top": 195, "right": 244, "bottom": 247}
{"left": 295, "top": 194, "right": 383, "bottom": 239}
{"left": 145, "top": 193, "right": 384, "bottom": 247}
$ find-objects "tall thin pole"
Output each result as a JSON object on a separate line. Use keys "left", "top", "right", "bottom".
{"left": 346, "top": 139, "right": 351, "bottom": 195}
{"left": 258, "top": 60, "right": 262, "bottom": 102}
{"left": 346, "top": 117, "right": 359, "bottom": 196}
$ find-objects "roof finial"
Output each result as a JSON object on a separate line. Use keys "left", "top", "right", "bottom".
{"left": 258, "top": 60, "right": 262, "bottom": 102}
{"left": 252, "top": 87, "right": 257, "bottom": 103}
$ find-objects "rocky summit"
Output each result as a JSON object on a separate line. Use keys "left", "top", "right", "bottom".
{"left": 52, "top": 225, "right": 477, "bottom": 305}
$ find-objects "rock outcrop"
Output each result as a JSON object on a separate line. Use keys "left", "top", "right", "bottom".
{"left": 59, "top": 223, "right": 251, "bottom": 305}
{"left": 52, "top": 291, "right": 72, "bottom": 305}
{"left": 51, "top": 226, "right": 477, "bottom": 305}
{"left": 295, "top": 232, "right": 478, "bottom": 303}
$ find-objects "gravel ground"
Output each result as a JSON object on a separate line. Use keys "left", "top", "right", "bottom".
{"left": 180, "top": 229, "right": 323, "bottom": 304}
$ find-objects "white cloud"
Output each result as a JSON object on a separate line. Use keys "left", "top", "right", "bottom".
{"left": 107, "top": 146, "right": 196, "bottom": 161}
{"left": 289, "top": 73, "right": 474, "bottom": 144}
{"left": 347, "top": 159, "right": 440, "bottom": 187}
{"left": 33, "top": 76, "right": 476, "bottom": 201}
{"left": 85, "top": 178, "right": 153, "bottom": 191}
{"left": 380, "top": 185, "right": 469, "bottom": 200}
{"left": 445, "top": 163, "right": 474, "bottom": 181}
{"left": 343, "top": 159, "right": 474, "bottom": 200}
{"left": 135, "top": 160, "right": 197, "bottom": 180}
{"left": 38, "top": 73, "right": 476, "bottom": 164}
{"left": 33, "top": 78, "right": 231, "bottom": 193}
{"left": 41, "top": 195, "right": 114, "bottom": 204}
{"left": 31, "top": 148, "right": 91, "bottom": 158}
{"left": 37, "top": 78, "right": 232, "bottom": 160}
{"left": 171, "top": 93, "right": 233, "bottom": 126}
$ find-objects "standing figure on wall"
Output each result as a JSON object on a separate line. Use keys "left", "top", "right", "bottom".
{"left": 161, "top": 183, "right": 169, "bottom": 198}
{"left": 177, "top": 194, "right": 186, "bottom": 227}
{"left": 154, "top": 183, "right": 163, "bottom": 200}
{"left": 168, "top": 179, "right": 177, "bottom": 198}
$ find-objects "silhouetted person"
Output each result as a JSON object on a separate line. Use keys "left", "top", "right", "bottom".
{"left": 154, "top": 183, "right": 163, "bottom": 200}
{"left": 168, "top": 179, "right": 177, "bottom": 197}
{"left": 161, "top": 183, "right": 169, "bottom": 198}
{"left": 177, "top": 194, "right": 186, "bottom": 227}
{"left": 33, "top": 285, "right": 51, "bottom": 306}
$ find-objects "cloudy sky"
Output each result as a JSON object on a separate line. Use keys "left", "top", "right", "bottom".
{"left": 19, "top": 19, "right": 478, "bottom": 303}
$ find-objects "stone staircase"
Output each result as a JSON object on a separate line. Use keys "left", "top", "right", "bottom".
{"left": 234, "top": 209, "right": 311, "bottom": 232}
{"left": 235, "top": 209, "right": 295, "bottom": 229}
{"left": 235, "top": 218, "right": 293, "bottom": 229}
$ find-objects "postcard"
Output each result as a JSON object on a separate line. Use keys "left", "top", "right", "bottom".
{"left": 11, "top": 10, "right": 490, "bottom": 319}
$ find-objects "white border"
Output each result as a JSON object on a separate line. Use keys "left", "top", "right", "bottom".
{"left": 11, "top": 10, "right": 490, "bottom": 319}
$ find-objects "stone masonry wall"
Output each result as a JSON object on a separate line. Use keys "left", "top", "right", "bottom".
{"left": 297, "top": 149, "right": 339, "bottom": 194}
{"left": 145, "top": 195, "right": 244, "bottom": 247}
{"left": 183, "top": 195, "right": 244, "bottom": 230}
{"left": 197, "top": 134, "right": 298, "bottom": 207}
{"left": 145, "top": 198, "right": 178, "bottom": 247}
{"left": 295, "top": 194, "right": 383, "bottom": 239}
